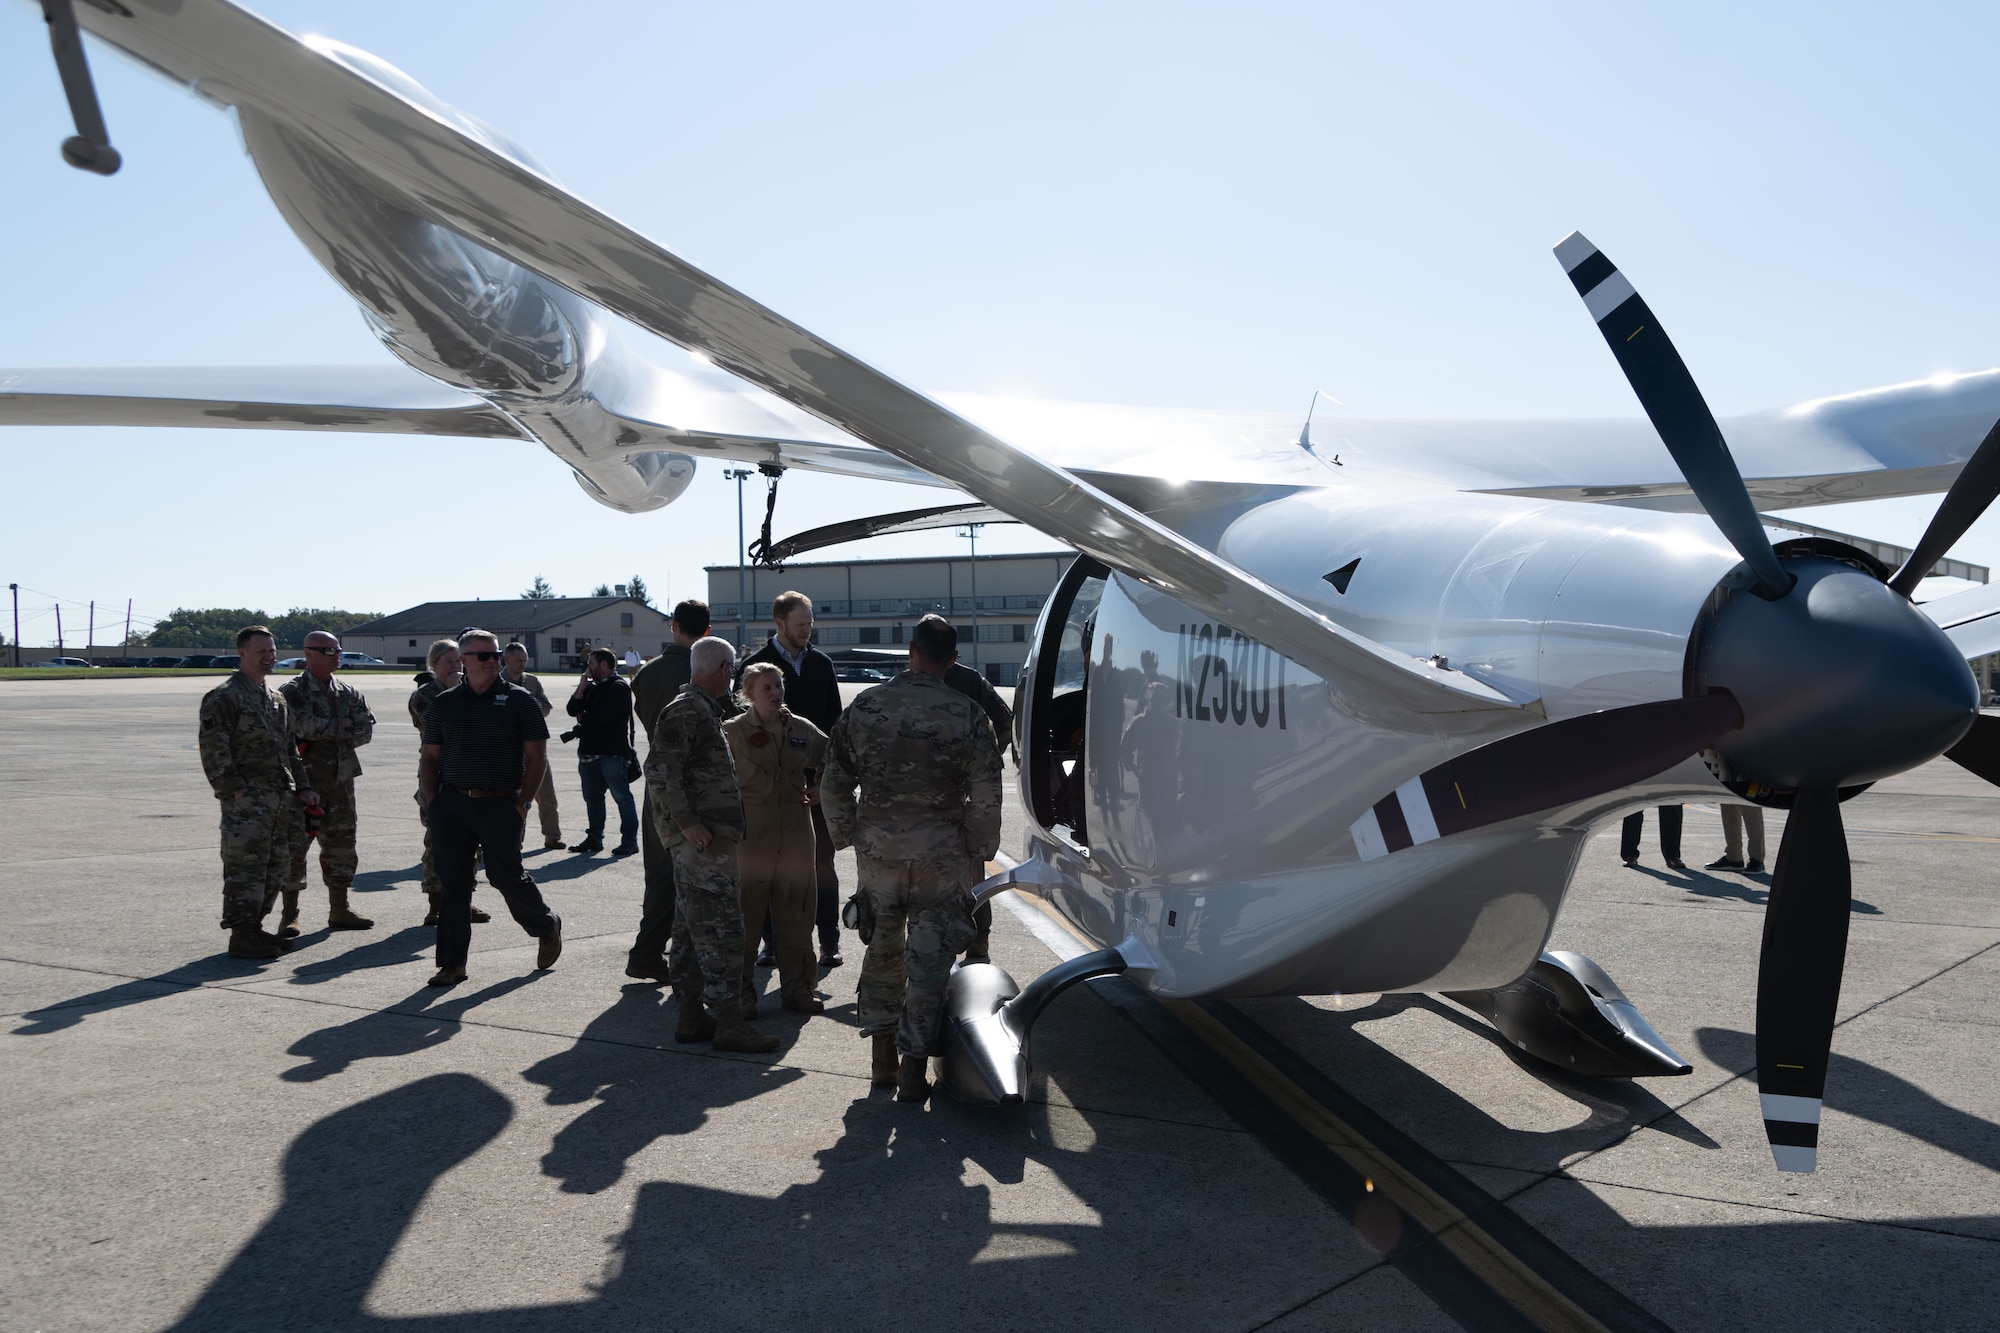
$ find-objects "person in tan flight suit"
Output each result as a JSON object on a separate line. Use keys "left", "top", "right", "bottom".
{"left": 723, "top": 662, "right": 829, "bottom": 1018}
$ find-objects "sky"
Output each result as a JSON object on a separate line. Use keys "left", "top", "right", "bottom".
{"left": 4, "top": 0, "right": 1999, "bottom": 645}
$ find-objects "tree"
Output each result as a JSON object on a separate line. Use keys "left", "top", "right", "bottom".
{"left": 591, "top": 583, "right": 612, "bottom": 597}
{"left": 268, "top": 608, "right": 382, "bottom": 645}
{"left": 626, "top": 574, "right": 651, "bottom": 606}
{"left": 523, "top": 574, "right": 557, "bottom": 600}
{"left": 144, "top": 607, "right": 380, "bottom": 648}
{"left": 145, "top": 608, "right": 267, "bottom": 647}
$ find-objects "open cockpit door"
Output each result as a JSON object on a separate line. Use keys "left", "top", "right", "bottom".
{"left": 1025, "top": 557, "right": 1110, "bottom": 848}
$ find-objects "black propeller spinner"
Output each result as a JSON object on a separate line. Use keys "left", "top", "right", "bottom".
{"left": 1352, "top": 235, "right": 1991, "bottom": 1174}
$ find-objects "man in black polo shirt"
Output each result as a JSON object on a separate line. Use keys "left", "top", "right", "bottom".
{"left": 738, "top": 590, "right": 845, "bottom": 966}
{"left": 419, "top": 629, "right": 563, "bottom": 987}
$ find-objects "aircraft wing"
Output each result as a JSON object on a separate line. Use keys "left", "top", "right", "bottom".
{"left": 1921, "top": 581, "right": 2000, "bottom": 663}
{"left": 53, "top": 0, "right": 1513, "bottom": 713}
{"left": 0, "top": 365, "right": 528, "bottom": 438}
{"left": 0, "top": 360, "right": 942, "bottom": 488}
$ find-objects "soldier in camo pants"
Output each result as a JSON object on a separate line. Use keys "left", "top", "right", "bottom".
{"left": 645, "top": 636, "right": 779, "bottom": 1055}
{"left": 198, "top": 627, "right": 315, "bottom": 960}
{"left": 823, "top": 616, "right": 1003, "bottom": 1103}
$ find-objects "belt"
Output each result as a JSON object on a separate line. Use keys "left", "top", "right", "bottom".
{"left": 444, "top": 784, "right": 521, "bottom": 799}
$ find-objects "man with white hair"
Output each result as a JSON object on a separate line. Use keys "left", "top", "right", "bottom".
{"left": 644, "top": 635, "right": 778, "bottom": 1052}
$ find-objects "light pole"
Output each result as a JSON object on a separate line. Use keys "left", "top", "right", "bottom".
{"left": 958, "top": 522, "right": 985, "bottom": 673}
{"left": 725, "top": 467, "right": 751, "bottom": 651}
{"left": 8, "top": 584, "right": 18, "bottom": 667}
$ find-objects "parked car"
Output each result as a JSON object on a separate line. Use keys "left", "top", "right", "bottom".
{"left": 27, "top": 658, "right": 95, "bottom": 668}
{"left": 175, "top": 655, "right": 217, "bottom": 669}
{"left": 277, "top": 656, "right": 306, "bottom": 669}
{"left": 337, "top": 651, "right": 387, "bottom": 666}
{"left": 834, "top": 666, "right": 888, "bottom": 683}
{"left": 147, "top": 656, "right": 186, "bottom": 668}
{"left": 210, "top": 655, "right": 241, "bottom": 669}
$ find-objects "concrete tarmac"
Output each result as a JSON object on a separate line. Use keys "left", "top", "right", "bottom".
{"left": 1, "top": 677, "right": 1994, "bottom": 1330}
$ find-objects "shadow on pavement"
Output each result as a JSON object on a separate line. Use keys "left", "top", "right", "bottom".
{"left": 280, "top": 975, "right": 543, "bottom": 1082}
{"left": 164, "top": 1072, "right": 513, "bottom": 1331}
{"left": 350, "top": 862, "right": 425, "bottom": 893}
{"left": 285, "top": 924, "right": 435, "bottom": 986}
{"left": 10, "top": 955, "right": 271, "bottom": 1036}
{"left": 1696, "top": 1026, "right": 2000, "bottom": 1172}
{"left": 522, "top": 985, "right": 808, "bottom": 1194}
{"left": 1624, "top": 865, "right": 1883, "bottom": 914}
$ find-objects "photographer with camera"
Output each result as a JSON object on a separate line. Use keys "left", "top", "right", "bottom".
{"left": 565, "top": 648, "right": 639, "bottom": 856}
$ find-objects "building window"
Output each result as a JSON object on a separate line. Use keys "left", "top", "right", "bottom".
{"left": 892, "top": 624, "right": 905, "bottom": 644}
{"left": 408, "top": 639, "right": 417, "bottom": 647}
{"left": 859, "top": 627, "right": 880, "bottom": 645}
{"left": 550, "top": 637, "right": 568, "bottom": 654}
{"left": 1014, "top": 624, "right": 1027, "bottom": 642}
{"left": 620, "top": 612, "right": 634, "bottom": 628}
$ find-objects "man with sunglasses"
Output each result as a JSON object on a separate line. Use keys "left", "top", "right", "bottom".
{"left": 278, "top": 631, "right": 377, "bottom": 934}
{"left": 417, "top": 630, "right": 563, "bottom": 987}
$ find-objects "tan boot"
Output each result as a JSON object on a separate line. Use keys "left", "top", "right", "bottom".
{"left": 710, "top": 1006, "right": 780, "bottom": 1054}
{"left": 870, "top": 1033, "right": 899, "bottom": 1086}
{"left": 326, "top": 887, "right": 374, "bottom": 931}
{"left": 895, "top": 1054, "right": 932, "bottom": 1104}
{"left": 227, "top": 922, "right": 281, "bottom": 959}
{"left": 277, "top": 890, "right": 301, "bottom": 938}
{"left": 675, "top": 1002, "right": 717, "bottom": 1045}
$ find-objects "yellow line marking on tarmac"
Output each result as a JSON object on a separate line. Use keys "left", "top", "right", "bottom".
{"left": 1006, "top": 885, "right": 1612, "bottom": 1333}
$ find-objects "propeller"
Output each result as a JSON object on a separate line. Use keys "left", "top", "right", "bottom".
{"left": 1554, "top": 233, "right": 1790, "bottom": 599}
{"left": 1945, "top": 714, "right": 2000, "bottom": 785}
{"left": 1545, "top": 233, "right": 1989, "bottom": 1172}
{"left": 1888, "top": 418, "right": 2000, "bottom": 596}
{"left": 1754, "top": 787, "right": 1851, "bottom": 1172}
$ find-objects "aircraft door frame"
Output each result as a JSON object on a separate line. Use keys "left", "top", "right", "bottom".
{"left": 1025, "top": 555, "right": 1110, "bottom": 843}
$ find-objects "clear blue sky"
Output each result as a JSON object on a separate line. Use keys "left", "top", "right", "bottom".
{"left": 4, "top": 1, "right": 1997, "bottom": 644}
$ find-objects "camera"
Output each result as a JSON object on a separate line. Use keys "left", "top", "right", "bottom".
{"left": 559, "top": 728, "right": 579, "bottom": 744}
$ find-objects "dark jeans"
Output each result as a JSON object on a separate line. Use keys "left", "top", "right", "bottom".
{"left": 1620, "top": 806, "right": 1684, "bottom": 862}
{"left": 632, "top": 789, "right": 677, "bottom": 965}
{"left": 429, "top": 790, "right": 557, "bottom": 969}
{"left": 578, "top": 754, "right": 637, "bottom": 846}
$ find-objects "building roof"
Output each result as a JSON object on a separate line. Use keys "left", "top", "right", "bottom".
{"left": 343, "top": 598, "right": 658, "bottom": 636}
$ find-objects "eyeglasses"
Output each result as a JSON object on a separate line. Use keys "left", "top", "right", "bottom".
{"left": 305, "top": 646, "right": 340, "bottom": 655}
{"left": 463, "top": 651, "right": 501, "bottom": 662}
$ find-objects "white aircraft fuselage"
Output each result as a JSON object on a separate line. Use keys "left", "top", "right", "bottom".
{"left": 1014, "top": 484, "right": 1763, "bottom": 998}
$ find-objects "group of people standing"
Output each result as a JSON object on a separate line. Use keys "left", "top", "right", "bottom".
{"left": 195, "top": 590, "right": 1009, "bottom": 1102}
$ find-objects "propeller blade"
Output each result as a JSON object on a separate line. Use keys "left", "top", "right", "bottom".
{"left": 1553, "top": 233, "right": 1791, "bottom": 600}
{"left": 1888, "top": 418, "right": 2000, "bottom": 597}
{"left": 1350, "top": 691, "right": 1741, "bottom": 860}
{"left": 1944, "top": 713, "right": 2000, "bottom": 786}
{"left": 1755, "top": 786, "right": 1852, "bottom": 1173}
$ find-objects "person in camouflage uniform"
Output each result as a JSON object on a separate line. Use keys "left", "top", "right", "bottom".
{"left": 198, "top": 626, "right": 317, "bottom": 960}
{"left": 278, "top": 630, "right": 377, "bottom": 935}
{"left": 643, "top": 635, "right": 779, "bottom": 1054}
{"left": 822, "top": 615, "right": 1003, "bottom": 1101}
{"left": 408, "top": 639, "right": 488, "bottom": 927}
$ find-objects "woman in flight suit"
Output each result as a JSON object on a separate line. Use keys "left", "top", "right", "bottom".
{"left": 723, "top": 662, "right": 829, "bottom": 1017}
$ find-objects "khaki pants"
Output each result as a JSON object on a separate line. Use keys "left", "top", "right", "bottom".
{"left": 737, "top": 798, "right": 817, "bottom": 1009}
{"left": 1722, "top": 804, "right": 1767, "bottom": 862}
{"left": 520, "top": 765, "right": 561, "bottom": 845}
